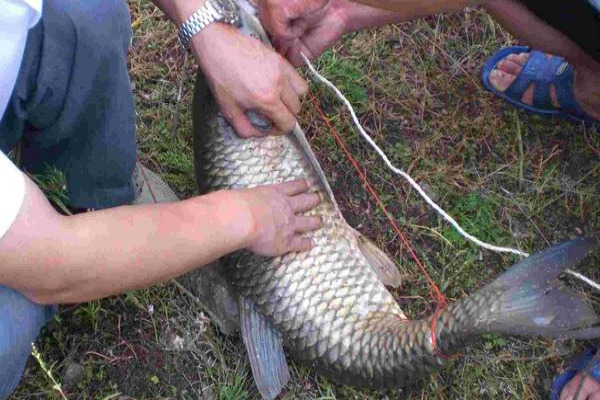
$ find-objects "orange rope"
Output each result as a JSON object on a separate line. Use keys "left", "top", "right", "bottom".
{"left": 308, "top": 93, "right": 449, "bottom": 355}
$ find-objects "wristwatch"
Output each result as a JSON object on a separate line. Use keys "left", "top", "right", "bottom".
{"left": 177, "top": 0, "right": 242, "bottom": 50}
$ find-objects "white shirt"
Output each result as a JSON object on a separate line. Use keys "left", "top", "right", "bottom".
{"left": 0, "top": 0, "right": 42, "bottom": 240}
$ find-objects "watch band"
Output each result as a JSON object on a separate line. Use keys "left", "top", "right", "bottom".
{"left": 177, "top": 0, "right": 226, "bottom": 50}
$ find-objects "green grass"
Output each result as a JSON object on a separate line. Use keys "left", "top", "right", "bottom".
{"left": 11, "top": 2, "right": 600, "bottom": 400}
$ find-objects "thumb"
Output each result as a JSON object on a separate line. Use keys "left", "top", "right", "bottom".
{"left": 286, "top": 40, "right": 314, "bottom": 68}
{"left": 224, "top": 104, "right": 267, "bottom": 138}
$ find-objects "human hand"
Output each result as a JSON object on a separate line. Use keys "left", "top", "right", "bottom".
{"left": 258, "top": 0, "right": 350, "bottom": 67}
{"left": 189, "top": 24, "right": 308, "bottom": 138}
{"left": 238, "top": 179, "right": 322, "bottom": 256}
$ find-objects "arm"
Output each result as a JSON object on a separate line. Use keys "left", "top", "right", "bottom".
{"left": 150, "top": 0, "right": 308, "bottom": 137}
{"left": 0, "top": 175, "right": 320, "bottom": 305}
{"left": 347, "top": 0, "right": 477, "bottom": 13}
{"left": 259, "top": 0, "right": 479, "bottom": 66}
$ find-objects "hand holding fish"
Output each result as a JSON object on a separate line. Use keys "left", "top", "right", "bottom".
{"left": 188, "top": 23, "right": 308, "bottom": 138}
{"left": 238, "top": 179, "right": 323, "bottom": 256}
{"left": 258, "top": 0, "right": 411, "bottom": 67}
{"left": 257, "top": 0, "right": 333, "bottom": 62}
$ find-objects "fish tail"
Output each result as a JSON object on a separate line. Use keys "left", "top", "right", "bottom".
{"left": 470, "top": 238, "right": 600, "bottom": 340}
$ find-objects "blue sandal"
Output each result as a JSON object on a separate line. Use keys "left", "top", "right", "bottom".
{"left": 482, "top": 46, "right": 599, "bottom": 129}
{"left": 550, "top": 347, "right": 600, "bottom": 400}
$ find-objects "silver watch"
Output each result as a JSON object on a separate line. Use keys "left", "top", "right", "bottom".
{"left": 178, "top": 0, "right": 241, "bottom": 50}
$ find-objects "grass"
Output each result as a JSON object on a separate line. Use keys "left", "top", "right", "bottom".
{"left": 11, "top": 1, "right": 600, "bottom": 400}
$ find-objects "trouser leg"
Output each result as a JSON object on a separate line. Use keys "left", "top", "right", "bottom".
{"left": 0, "top": 286, "right": 56, "bottom": 400}
{"left": 0, "top": 0, "right": 137, "bottom": 209}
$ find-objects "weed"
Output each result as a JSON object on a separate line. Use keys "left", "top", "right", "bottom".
{"left": 31, "top": 344, "right": 67, "bottom": 400}
{"left": 315, "top": 49, "right": 368, "bottom": 112}
{"left": 220, "top": 367, "right": 250, "bottom": 400}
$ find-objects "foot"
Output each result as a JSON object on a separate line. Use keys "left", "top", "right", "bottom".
{"left": 559, "top": 372, "right": 600, "bottom": 400}
{"left": 488, "top": 52, "right": 600, "bottom": 121}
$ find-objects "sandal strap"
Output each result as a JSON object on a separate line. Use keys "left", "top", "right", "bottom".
{"left": 532, "top": 56, "right": 566, "bottom": 109}
{"left": 504, "top": 50, "right": 546, "bottom": 103}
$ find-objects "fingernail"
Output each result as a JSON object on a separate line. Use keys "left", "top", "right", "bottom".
{"left": 317, "top": 191, "right": 324, "bottom": 203}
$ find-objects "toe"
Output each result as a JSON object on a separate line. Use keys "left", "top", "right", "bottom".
{"left": 497, "top": 58, "right": 523, "bottom": 76}
{"left": 507, "top": 52, "right": 530, "bottom": 66}
{"left": 560, "top": 373, "right": 600, "bottom": 400}
{"left": 489, "top": 69, "right": 517, "bottom": 92}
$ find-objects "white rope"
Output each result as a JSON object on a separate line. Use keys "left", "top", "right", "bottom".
{"left": 565, "top": 269, "right": 600, "bottom": 293}
{"left": 301, "top": 52, "right": 529, "bottom": 258}
{"left": 302, "top": 53, "right": 600, "bottom": 292}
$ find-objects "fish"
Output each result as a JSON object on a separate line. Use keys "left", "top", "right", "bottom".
{"left": 187, "top": 1, "right": 600, "bottom": 398}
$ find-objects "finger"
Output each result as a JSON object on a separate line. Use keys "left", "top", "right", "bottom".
{"left": 285, "top": 62, "right": 308, "bottom": 97}
{"left": 290, "top": 191, "right": 321, "bottom": 213}
{"left": 277, "top": 179, "right": 309, "bottom": 196}
{"left": 281, "top": 83, "right": 302, "bottom": 115}
{"left": 265, "top": 101, "right": 297, "bottom": 136}
{"left": 227, "top": 106, "right": 267, "bottom": 138}
{"left": 294, "top": 216, "right": 322, "bottom": 233}
{"left": 288, "top": 236, "right": 313, "bottom": 253}
{"left": 274, "top": 37, "right": 295, "bottom": 58}
{"left": 220, "top": 100, "right": 266, "bottom": 138}
{"left": 285, "top": 32, "right": 323, "bottom": 69}
{"left": 285, "top": 39, "right": 307, "bottom": 68}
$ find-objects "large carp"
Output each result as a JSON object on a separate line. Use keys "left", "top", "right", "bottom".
{"left": 187, "top": 2, "right": 600, "bottom": 398}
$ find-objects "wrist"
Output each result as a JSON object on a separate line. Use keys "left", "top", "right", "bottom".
{"left": 154, "top": 0, "right": 208, "bottom": 27}
{"left": 188, "top": 22, "right": 238, "bottom": 65}
{"left": 338, "top": 0, "right": 396, "bottom": 32}
{"left": 196, "top": 190, "right": 258, "bottom": 251}
{"left": 332, "top": 0, "right": 354, "bottom": 33}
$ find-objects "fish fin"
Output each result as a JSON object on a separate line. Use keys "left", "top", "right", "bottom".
{"left": 239, "top": 296, "right": 290, "bottom": 400}
{"left": 481, "top": 238, "right": 600, "bottom": 339}
{"left": 290, "top": 125, "right": 343, "bottom": 213}
{"left": 178, "top": 260, "right": 240, "bottom": 335}
{"left": 354, "top": 229, "right": 403, "bottom": 288}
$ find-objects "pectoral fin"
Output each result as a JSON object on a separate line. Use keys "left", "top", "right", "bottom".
{"left": 177, "top": 261, "right": 240, "bottom": 335}
{"left": 240, "top": 296, "right": 290, "bottom": 400}
{"left": 354, "top": 229, "right": 403, "bottom": 288}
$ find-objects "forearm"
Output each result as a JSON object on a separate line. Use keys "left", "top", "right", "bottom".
{"left": 341, "top": 0, "right": 480, "bottom": 31}
{"left": 0, "top": 178, "right": 253, "bottom": 304}
{"left": 347, "top": 0, "right": 479, "bottom": 14}
{"left": 151, "top": 0, "right": 204, "bottom": 26}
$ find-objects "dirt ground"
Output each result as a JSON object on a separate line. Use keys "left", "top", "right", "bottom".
{"left": 11, "top": 2, "right": 599, "bottom": 400}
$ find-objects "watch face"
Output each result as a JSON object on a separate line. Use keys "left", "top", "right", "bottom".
{"left": 216, "top": 0, "right": 241, "bottom": 26}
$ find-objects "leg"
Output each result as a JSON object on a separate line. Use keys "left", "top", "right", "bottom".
{"left": 483, "top": 0, "right": 600, "bottom": 120}
{"left": 0, "top": 286, "right": 55, "bottom": 399}
{"left": 0, "top": 0, "right": 137, "bottom": 210}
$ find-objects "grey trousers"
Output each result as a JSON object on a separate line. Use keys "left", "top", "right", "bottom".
{"left": 0, "top": 0, "right": 137, "bottom": 209}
